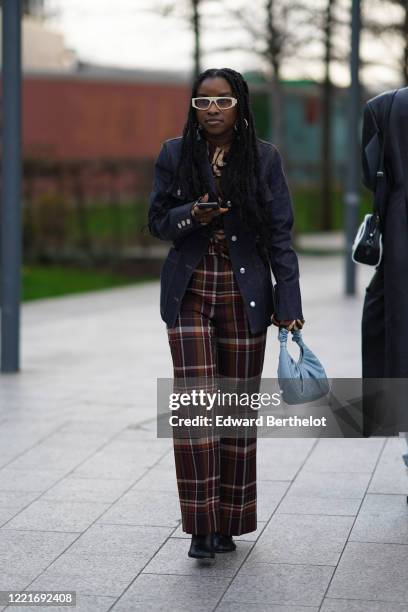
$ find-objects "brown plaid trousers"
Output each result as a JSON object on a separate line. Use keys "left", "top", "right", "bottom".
{"left": 167, "top": 240, "right": 268, "bottom": 535}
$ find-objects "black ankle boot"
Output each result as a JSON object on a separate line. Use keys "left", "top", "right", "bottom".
{"left": 188, "top": 534, "right": 215, "bottom": 559}
{"left": 213, "top": 532, "right": 236, "bottom": 553}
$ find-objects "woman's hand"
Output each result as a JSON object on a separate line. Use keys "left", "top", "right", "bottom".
{"left": 271, "top": 314, "right": 304, "bottom": 331}
{"left": 191, "top": 193, "right": 229, "bottom": 225}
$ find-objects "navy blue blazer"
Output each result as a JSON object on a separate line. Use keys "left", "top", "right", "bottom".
{"left": 148, "top": 136, "right": 303, "bottom": 334}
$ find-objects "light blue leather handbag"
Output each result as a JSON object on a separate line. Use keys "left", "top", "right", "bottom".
{"left": 277, "top": 328, "right": 330, "bottom": 405}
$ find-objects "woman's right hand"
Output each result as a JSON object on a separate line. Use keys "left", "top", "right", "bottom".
{"left": 271, "top": 314, "right": 305, "bottom": 330}
{"left": 191, "top": 193, "right": 229, "bottom": 225}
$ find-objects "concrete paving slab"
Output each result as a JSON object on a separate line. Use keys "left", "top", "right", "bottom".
{"left": 0, "top": 469, "right": 68, "bottom": 493}
{"left": 0, "top": 490, "right": 39, "bottom": 510}
{"left": 304, "top": 438, "right": 385, "bottom": 473}
{"left": 327, "top": 541, "right": 408, "bottom": 602}
{"left": 359, "top": 492, "right": 408, "bottom": 513}
{"left": 243, "top": 513, "right": 354, "bottom": 566}
{"left": 41, "top": 476, "right": 134, "bottom": 503}
{"left": 112, "top": 604, "right": 205, "bottom": 612}
{"left": 69, "top": 451, "right": 150, "bottom": 480}
{"left": 0, "top": 508, "right": 23, "bottom": 526}
{"left": 217, "top": 604, "right": 319, "bottom": 612}
{"left": 27, "top": 559, "right": 146, "bottom": 598}
{"left": 2, "top": 499, "right": 110, "bottom": 532}
{"left": 111, "top": 574, "right": 229, "bottom": 611}
{"left": 288, "top": 470, "right": 371, "bottom": 500}
{"left": 131, "top": 465, "right": 179, "bottom": 492}
{"left": 99, "top": 436, "right": 170, "bottom": 458}
{"left": 276, "top": 495, "right": 361, "bottom": 516}
{"left": 0, "top": 572, "right": 36, "bottom": 592}
{"left": 321, "top": 599, "right": 408, "bottom": 611}
{"left": 349, "top": 494, "right": 408, "bottom": 544}
{"left": 368, "top": 438, "right": 408, "bottom": 494}
{"left": 55, "top": 419, "right": 131, "bottom": 438}
{"left": 98, "top": 489, "right": 181, "bottom": 528}
{"left": 256, "top": 480, "right": 291, "bottom": 521}
{"left": 257, "top": 438, "right": 316, "bottom": 480}
{"left": 5, "top": 444, "right": 98, "bottom": 473}
{"left": 65, "top": 523, "right": 172, "bottom": 558}
{"left": 222, "top": 562, "right": 334, "bottom": 607}
{"left": 0, "top": 529, "right": 78, "bottom": 576}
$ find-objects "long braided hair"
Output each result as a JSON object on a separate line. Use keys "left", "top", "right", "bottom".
{"left": 153, "top": 67, "right": 274, "bottom": 249}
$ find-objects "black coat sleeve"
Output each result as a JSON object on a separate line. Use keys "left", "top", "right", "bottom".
{"left": 361, "top": 101, "right": 381, "bottom": 192}
{"left": 265, "top": 146, "right": 303, "bottom": 321}
{"left": 148, "top": 141, "right": 202, "bottom": 242}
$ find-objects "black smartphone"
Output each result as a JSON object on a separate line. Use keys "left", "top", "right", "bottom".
{"left": 196, "top": 201, "right": 220, "bottom": 210}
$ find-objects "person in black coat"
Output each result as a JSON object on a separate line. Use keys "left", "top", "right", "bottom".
{"left": 148, "top": 67, "right": 304, "bottom": 559}
{"left": 361, "top": 87, "right": 408, "bottom": 439}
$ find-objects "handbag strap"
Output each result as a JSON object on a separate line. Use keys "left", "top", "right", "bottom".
{"left": 371, "top": 89, "right": 398, "bottom": 224}
{"left": 278, "top": 328, "right": 305, "bottom": 348}
{"left": 278, "top": 328, "right": 289, "bottom": 345}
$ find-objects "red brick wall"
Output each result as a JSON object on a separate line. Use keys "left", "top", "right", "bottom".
{"left": 21, "top": 75, "right": 191, "bottom": 161}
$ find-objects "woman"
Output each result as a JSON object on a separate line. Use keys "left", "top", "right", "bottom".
{"left": 360, "top": 87, "right": 408, "bottom": 472}
{"left": 148, "top": 67, "right": 304, "bottom": 560}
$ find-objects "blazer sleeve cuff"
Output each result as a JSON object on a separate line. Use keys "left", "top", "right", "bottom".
{"left": 167, "top": 202, "right": 201, "bottom": 237}
{"left": 273, "top": 281, "right": 304, "bottom": 321}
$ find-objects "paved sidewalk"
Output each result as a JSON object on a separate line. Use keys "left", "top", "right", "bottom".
{"left": 0, "top": 255, "right": 407, "bottom": 611}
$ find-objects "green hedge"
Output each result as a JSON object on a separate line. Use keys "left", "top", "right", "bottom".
{"left": 22, "top": 265, "right": 154, "bottom": 302}
{"left": 24, "top": 189, "right": 373, "bottom": 256}
{"left": 291, "top": 187, "right": 372, "bottom": 234}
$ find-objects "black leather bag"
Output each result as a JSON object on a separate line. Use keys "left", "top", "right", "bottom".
{"left": 352, "top": 212, "right": 383, "bottom": 267}
{"left": 352, "top": 89, "right": 398, "bottom": 266}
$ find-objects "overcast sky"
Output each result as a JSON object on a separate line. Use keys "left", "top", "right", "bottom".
{"left": 45, "top": 0, "right": 403, "bottom": 89}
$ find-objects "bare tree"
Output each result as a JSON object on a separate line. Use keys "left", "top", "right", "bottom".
{"left": 363, "top": 0, "right": 408, "bottom": 86}
{"left": 321, "top": 0, "right": 336, "bottom": 231}
{"left": 213, "top": 0, "right": 353, "bottom": 228}
{"left": 150, "top": 0, "right": 220, "bottom": 83}
{"left": 22, "top": 0, "right": 45, "bottom": 18}
{"left": 288, "top": 0, "right": 349, "bottom": 230}
{"left": 264, "top": 0, "right": 286, "bottom": 152}
{"left": 191, "top": 0, "right": 201, "bottom": 81}
{"left": 218, "top": 0, "right": 311, "bottom": 153}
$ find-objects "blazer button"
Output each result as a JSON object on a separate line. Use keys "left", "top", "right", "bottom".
{"left": 250, "top": 300, "right": 256, "bottom": 307}
{"left": 240, "top": 267, "right": 245, "bottom": 274}
{"left": 186, "top": 218, "right": 191, "bottom": 224}
{"left": 177, "top": 222, "right": 182, "bottom": 228}
{"left": 231, "top": 235, "right": 237, "bottom": 241}
{"left": 181, "top": 220, "right": 186, "bottom": 226}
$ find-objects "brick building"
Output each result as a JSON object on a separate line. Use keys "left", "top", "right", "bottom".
{"left": 22, "top": 67, "right": 192, "bottom": 164}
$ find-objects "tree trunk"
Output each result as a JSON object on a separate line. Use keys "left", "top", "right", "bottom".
{"left": 403, "top": 2, "right": 408, "bottom": 85}
{"left": 321, "top": 0, "right": 335, "bottom": 231}
{"left": 192, "top": 0, "right": 201, "bottom": 81}
{"left": 269, "top": 68, "right": 285, "bottom": 156}
{"left": 265, "top": 0, "right": 285, "bottom": 154}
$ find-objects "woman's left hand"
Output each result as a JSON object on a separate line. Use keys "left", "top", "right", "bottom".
{"left": 271, "top": 314, "right": 304, "bottom": 331}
